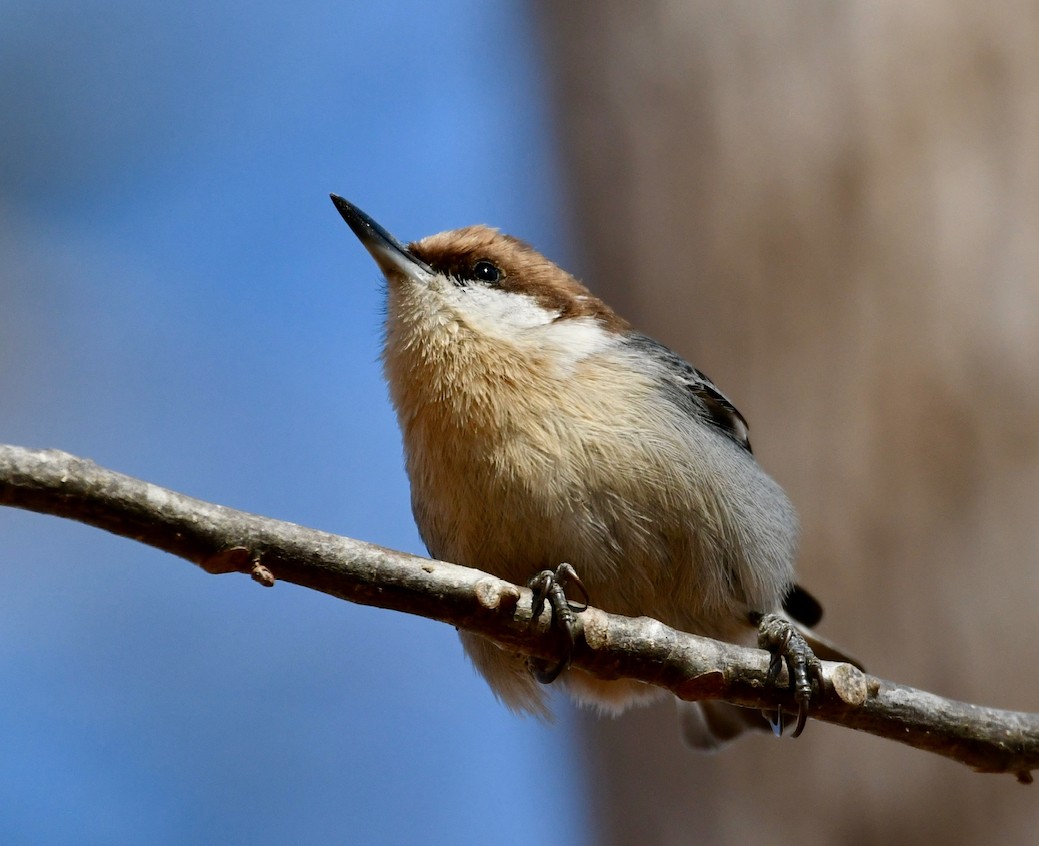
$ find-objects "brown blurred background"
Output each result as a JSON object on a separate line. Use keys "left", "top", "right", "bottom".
{"left": 535, "top": 2, "right": 1039, "bottom": 843}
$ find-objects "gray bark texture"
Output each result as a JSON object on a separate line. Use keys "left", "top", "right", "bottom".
{"left": 2, "top": 444, "right": 1038, "bottom": 785}
{"left": 534, "top": 2, "right": 1039, "bottom": 844}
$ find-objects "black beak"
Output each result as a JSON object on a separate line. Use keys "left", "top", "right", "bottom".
{"left": 330, "top": 194, "right": 433, "bottom": 280}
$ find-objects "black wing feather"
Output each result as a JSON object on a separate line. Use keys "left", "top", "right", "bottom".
{"left": 782, "top": 583, "right": 824, "bottom": 627}
{"left": 625, "top": 333, "right": 752, "bottom": 453}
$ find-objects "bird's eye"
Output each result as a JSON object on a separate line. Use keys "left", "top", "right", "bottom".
{"left": 472, "top": 260, "right": 502, "bottom": 284}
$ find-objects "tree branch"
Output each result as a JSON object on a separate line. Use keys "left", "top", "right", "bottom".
{"left": 1, "top": 444, "right": 1035, "bottom": 782}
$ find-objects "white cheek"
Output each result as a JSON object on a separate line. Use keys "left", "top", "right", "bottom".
{"left": 415, "top": 276, "right": 618, "bottom": 371}
{"left": 531, "top": 317, "right": 616, "bottom": 370}
{"left": 451, "top": 283, "right": 559, "bottom": 330}
{"left": 452, "top": 285, "right": 615, "bottom": 360}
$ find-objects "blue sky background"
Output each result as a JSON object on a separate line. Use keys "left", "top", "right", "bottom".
{"left": 0, "top": 3, "right": 590, "bottom": 843}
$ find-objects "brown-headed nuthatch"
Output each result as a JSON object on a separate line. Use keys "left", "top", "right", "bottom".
{"left": 331, "top": 195, "right": 856, "bottom": 748}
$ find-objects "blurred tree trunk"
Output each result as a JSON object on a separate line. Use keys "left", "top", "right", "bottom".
{"left": 534, "top": 3, "right": 1039, "bottom": 843}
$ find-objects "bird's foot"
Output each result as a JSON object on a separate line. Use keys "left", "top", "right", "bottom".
{"left": 752, "top": 612, "right": 823, "bottom": 738}
{"left": 527, "top": 563, "right": 589, "bottom": 684}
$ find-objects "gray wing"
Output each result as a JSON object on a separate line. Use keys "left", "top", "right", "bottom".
{"left": 625, "top": 333, "right": 752, "bottom": 453}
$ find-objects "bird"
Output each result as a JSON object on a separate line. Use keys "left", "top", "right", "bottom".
{"left": 330, "top": 194, "right": 855, "bottom": 748}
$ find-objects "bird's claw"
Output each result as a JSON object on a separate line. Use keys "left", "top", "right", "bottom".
{"left": 527, "top": 563, "right": 589, "bottom": 684}
{"left": 754, "top": 612, "right": 823, "bottom": 738}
